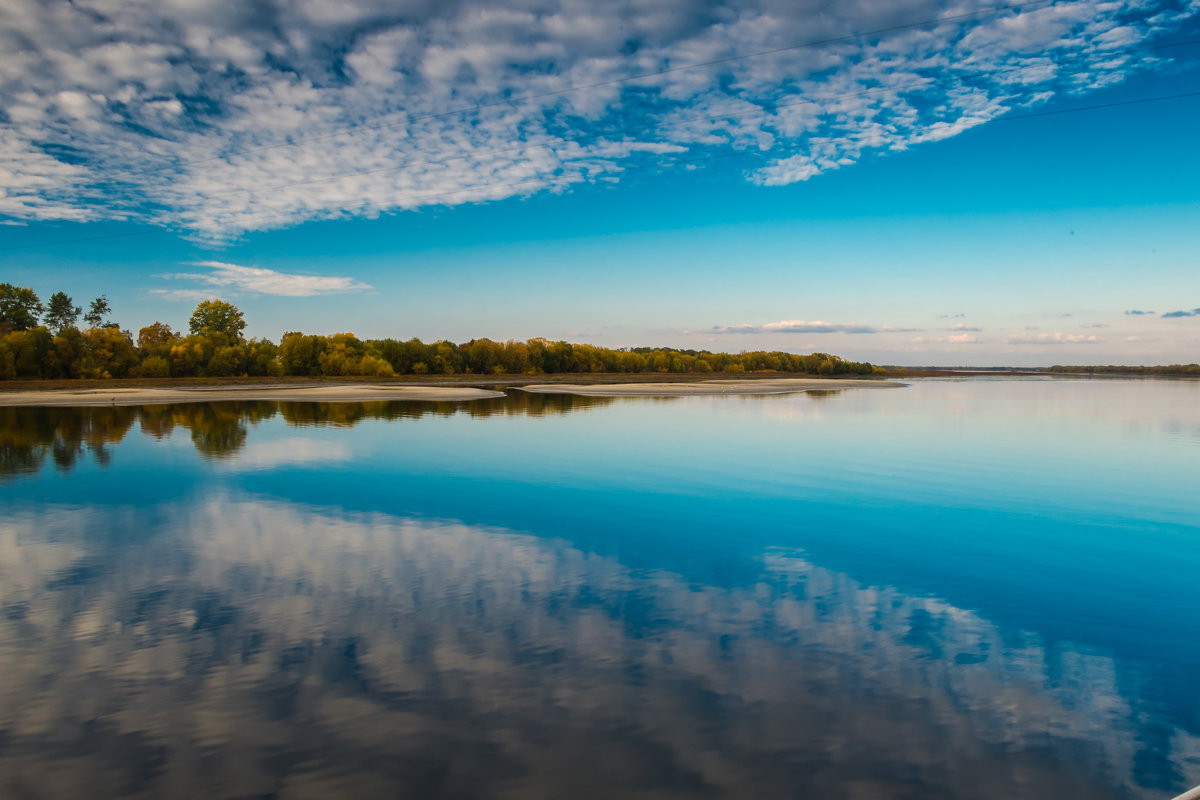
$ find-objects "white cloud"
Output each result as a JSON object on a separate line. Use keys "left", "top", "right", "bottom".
{"left": 0, "top": 0, "right": 1194, "bottom": 235}
{"left": 713, "top": 319, "right": 922, "bottom": 335}
{"left": 911, "top": 333, "right": 981, "bottom": 344}
{"left": 159, "top": 261, "right": 373, "bottom": 297}
{"left": 1008, "top": 332, "right": 1101, "bottom": 344}
{"left": 148, "top": 288, "right": 216, "bottom": 303}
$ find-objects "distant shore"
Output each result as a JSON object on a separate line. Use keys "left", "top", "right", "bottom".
{"left": 519, "top": 378, "right": 903, "bottom": 396}
{"left": 0, "top": 374, "right": 899, "bottom": 406}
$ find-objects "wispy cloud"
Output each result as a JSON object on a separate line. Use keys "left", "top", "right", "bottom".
{"left": 159, "top": 261, "right": 373, "bottom": 298}
{"left": 912, "top": 333, "right": 980, "bottom": 344}
{"left": 713, "top": 319, "right": 921, "bottom": 335}
{"left": 1008, "top": 332, "right": 1100, "bottom": 345}
{"left": 942, "top": 323, "right": 981, "bottom": 332}
{"left": 1124, "top": 309, "right": 1156, "bottom": 315}
{"left": 0, "top": 0, "right": 1194, "bottom": 235}
{"left": 1161, "top": 308, "right": 1200, "bottom": 318}
{"left": 148, "top": 288, "right": 217, "bottom": 303}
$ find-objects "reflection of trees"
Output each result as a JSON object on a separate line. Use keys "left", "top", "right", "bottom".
{"left": 804, "top": 388, "right": 846, "bottom": 401}
{"left": 1, "top": 394, "right": 622, "bottom": 474}
{"left": 277, "top": 392, "right": 617, "bottom": 426}
{"left": 0, "top": 406, "right": 138, "bottom": 478}
{"left": 184, "top": 404, "right": 251, "bottom": 460}
{"left": 1, "top": 500, "right": 1196, "bottom": 798}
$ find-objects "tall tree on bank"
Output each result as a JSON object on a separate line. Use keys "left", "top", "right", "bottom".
{"left": 84, "top": 295, "right": 112, "bottom": 328}
{"left": 44, "top": 292, "right": 81, "bottom": 334}
{"left": 0, "top": 283, "right": 43, "bottom": 331}
{"left": 189, "top": 299, "right": 246, "bottom": 340}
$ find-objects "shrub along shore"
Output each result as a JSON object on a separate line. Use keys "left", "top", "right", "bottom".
{"left": 0, "top": 289, "right": 878, "bottom": 381}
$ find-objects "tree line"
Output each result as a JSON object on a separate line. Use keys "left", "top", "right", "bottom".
{"left": 1047, "top": 364, "right": 1200, "bottom": 376}
{"left": 0, "top": 283, "right": 878, "bottom": 380}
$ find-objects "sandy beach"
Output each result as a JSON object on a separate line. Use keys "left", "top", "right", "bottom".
{"left": 0, "top": 384, "right": 506, "bottom": 407}
{"left": 518, "top": 378, "right": 903, "bottom": 396}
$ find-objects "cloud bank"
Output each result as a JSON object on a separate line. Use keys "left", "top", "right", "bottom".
{"left": 0, "top": 0, "right": 1197, "bottom": 236}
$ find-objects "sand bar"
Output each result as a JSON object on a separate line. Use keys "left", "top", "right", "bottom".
{"left": 0, "top": 385, "right": 505, "bottom": 407}
{"left": 518, "top": 378, "right": 903, "bottom": 396}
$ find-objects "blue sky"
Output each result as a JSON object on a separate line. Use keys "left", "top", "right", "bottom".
{"left": 1, "top": 0, "right": 1198, "bottom": 366}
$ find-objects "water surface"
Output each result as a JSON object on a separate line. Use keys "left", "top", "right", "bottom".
{"left": 2, "top": 378, "right": 1198, "bottom": 798}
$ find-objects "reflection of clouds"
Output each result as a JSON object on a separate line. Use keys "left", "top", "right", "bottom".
{"left": 220, "top": 437, "right": 352, "bottom": 471}
{"left": 0, "top": 500, "right": 1197, "bottom": 798}
{"left": 0, "top": 518, "right": 85, "bottom": 597}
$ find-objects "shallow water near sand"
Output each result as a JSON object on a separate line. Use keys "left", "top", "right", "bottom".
{"left": 2, "top": 377, "right": 1199, "bottom": 799}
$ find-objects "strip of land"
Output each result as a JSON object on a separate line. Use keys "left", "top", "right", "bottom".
{"left": 0, "top": 377, "right": 904, "bottom": 406}
{"left": 0, "top": 385, "right": 506, "bottom": 407}
{"left": 518, "top": 378, "right": 902, "bottom": 396}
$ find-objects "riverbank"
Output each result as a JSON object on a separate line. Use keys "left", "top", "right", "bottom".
{"left": 0, "top": 375, "right": 901, "bottom": 406}
{"left": 0, "top": 385, "right": 506, "bottom": 407}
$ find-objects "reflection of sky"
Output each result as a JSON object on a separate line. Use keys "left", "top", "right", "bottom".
{"left": 218, "top": 437, "right": 353, "bottom": 472}
{"left": 2, "top": 498, "right": 1197, "bottom": 799}
{"left": 2, "top": 378, "right": 1200, "bottom": 797}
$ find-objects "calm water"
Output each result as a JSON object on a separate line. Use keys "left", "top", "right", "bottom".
{"left": 2, "top": 378, "right": 1198, "bottom": 799}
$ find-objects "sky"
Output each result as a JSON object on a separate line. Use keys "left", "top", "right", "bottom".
{"left": 0, "top": 0, "right": 1198, "bottom": 366}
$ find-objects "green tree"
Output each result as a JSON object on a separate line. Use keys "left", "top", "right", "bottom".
{"left": 206, "top": 345, "right": 246, "bottom": 377}
{"left": 189, "top": 299, "right": 246, "bottom": 340}
{"left": 0, "top": 283, "right": 43, "bottom": 331}
{"left": 83, "top": 295, "right": 111, "bottom": 328}
{"left": 44, "top": 292, "right": 81, "bottom": 334}
{"left": 133, "top": 355, "right": 171, "bottom": 378}
{"left": 279, "top": 332, "right": 325, "bottom": 376}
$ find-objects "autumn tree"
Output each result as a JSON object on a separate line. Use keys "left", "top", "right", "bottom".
{"left": 78, "top": 327, "right": 138, "bottom": 378}
{"left": 130, "top": 322, "right": 181, "bottom": 377}
{"left": 137, "top": 322, "right": 180, "bottom": 353}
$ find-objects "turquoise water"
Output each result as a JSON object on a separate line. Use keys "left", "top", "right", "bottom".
{"left": 2, "top": 378, "right": 1198, "bottom": 799}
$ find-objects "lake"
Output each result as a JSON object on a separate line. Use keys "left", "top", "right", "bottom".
{"left": 2, "top": 378, "right": 1198, "bottom": 799}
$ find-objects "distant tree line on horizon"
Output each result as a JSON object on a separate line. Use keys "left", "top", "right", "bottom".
{"left": 1048, "top": 364, "right": 1200, "bottom": 376}
{"left": 0, "top": 283, "right": 877, "bottom": 380}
